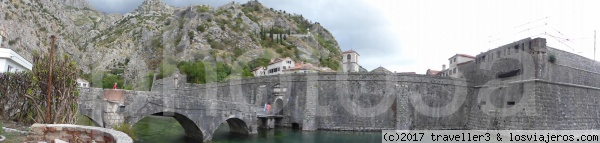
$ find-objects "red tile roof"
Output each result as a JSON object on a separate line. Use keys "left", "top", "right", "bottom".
{"left": 342, "top": 50, "right": 360, "bottom": 56}
{"left": 286, "top": 63, "right": 320, "bottom": 71}
{"left": 426, "top": 69, "right": 441, "bottom": 75}
{"left": 253, "top": 66, "right": 265, "bottom": 71}
{"left": 268, "top": 57, "right": 292, "bottom": 65}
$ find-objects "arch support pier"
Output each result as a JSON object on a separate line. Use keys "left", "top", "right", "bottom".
{"left": 257, "top": 115, "right": 283, "bottom": 129}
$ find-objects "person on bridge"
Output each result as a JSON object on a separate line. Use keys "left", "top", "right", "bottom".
{"left": 267, "top": 102, "right": 272, "bottom": 115}
{"left": 113, "top": 82, "right": 118, "bottom": 89}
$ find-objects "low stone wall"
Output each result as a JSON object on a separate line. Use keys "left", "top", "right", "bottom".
{"left": 27, "top": 124, "right": 133, "bottom": 143}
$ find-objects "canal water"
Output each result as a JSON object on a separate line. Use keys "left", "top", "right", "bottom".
{"left": 133, "top": 115, "right": 382, "bottom": 143}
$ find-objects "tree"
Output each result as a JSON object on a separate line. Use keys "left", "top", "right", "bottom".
{"left": 242, "top": 66, "right": 254, "bottom": 78}
{"left": 178, "top": 61, "right": 207, "bottom": 84}
{"left": 216, "top": 62, "right": 231, "bottom": 81}
{"left": 0, "top": 51, "right": 80, "bottom": 124}
{"left": 102, "top": 73, "right": 124, "bottom": 89}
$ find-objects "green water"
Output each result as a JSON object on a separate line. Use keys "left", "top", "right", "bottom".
{"left": 132, "top": 116, "right": 381, "bottom": 143}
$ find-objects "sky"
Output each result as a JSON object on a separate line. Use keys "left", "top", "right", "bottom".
{"left": 87, "top": 0, "right": 600, "bottom": 73}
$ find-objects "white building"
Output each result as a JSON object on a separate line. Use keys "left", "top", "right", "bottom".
{"left": 342, "top": 50, "right": 360, "bottom": 72}
{"left": 442, "top": 54, "right": 475, "bottom": 78}
{"left": 77, "top": 78, "right": 90, "bottom": 88}
{"left": 252, "top": 66, "right": 266, "bottom": 76}
{"left": 0, "top": 28, "right": 32, "bottom": 73}
{"left": 265, "top": 57, "right": 295, "bottom": 76}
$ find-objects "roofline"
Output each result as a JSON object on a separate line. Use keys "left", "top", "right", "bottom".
{"left": 342, "top": 50, "right": 360, "bottom": 56}
{"left": 456, "top": 60, "right": 474, "bottom": 66}
{"left": 267, "top": 57, "right": 293, "bottom": 65}
{"left": 0, "top": 48, "right": 33, "bottom": 70}
{"left": 449, "top": 54, "right": 476, "bottom": 60}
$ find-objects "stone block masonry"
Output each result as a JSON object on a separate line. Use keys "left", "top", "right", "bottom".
{"left": 78, "top": 37, "right": 600, "bottom": 141}
{"left": 27, "top": 124, "right": 133, "bottom": 143}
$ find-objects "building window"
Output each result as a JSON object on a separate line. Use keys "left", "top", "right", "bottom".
{"left": 283, "top": 66, "right": 286, "bottom": 70}
{"left": 507, "top": 101, "right": 515, "bottom": 105}
{"left": 7, "top": 65, "right": 12, "bottom": 72}
{"left": 347, "top": 54, "right": 352, "bottom": 62}
{"left": 454, "top": 58, "right": 457, "bottom": 63}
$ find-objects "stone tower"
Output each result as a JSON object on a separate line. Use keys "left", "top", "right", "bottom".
{"left": 342, "top": 50, "right": 360, "bottom": 72}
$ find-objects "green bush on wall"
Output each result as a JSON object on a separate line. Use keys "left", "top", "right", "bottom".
{"left": 549, "top": 54, "right": 556, "bottom": 63}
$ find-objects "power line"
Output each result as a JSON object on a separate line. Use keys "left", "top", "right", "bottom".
{"left": 543, "top": 32, "right": 575, "bottom": 51}
{"left": 488, "top": 17, "right": 549, "bottom": 40}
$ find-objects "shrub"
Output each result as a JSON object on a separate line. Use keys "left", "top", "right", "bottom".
{"left": 0, "top": 121, "right": 4, "bottom": 134}
{"left": 113, "top": 123, "right": 137, "bottom": 141}
{"left": 156, "top": 63, "right": 177, "bottom": 80}
{"left": 196, "top": 25, "right": 206, "bottom": 32}
{"left": 8, "top": 40, "right": 16, "bottom": 46}
{"left": 196, "top": 5, "right": 210, "bottom": 13}
{"left": 188, "top": 31, "right": 194, "bottom": 41}
{"left": 549, "top": 54, "right": 556, "bottom": 63}
{"left": 101, "top": 73, "right": 123, "bottom": 89}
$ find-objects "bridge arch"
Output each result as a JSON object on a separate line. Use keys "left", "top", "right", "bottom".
{"left": 77, "top": 114, "right": 102, "bottom": 127}
{"left": 291, "top": 123, "right": 301, "bottom": 130}
{"left": 273, "top": 98, "right": 284, "bottom": 115}
{"left": 218, "top": 117, "right": 251, "bottom": 135}
{"left": 132, "top": 112, "right": 204, "bottom": 142}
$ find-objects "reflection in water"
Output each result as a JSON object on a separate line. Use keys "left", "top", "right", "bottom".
{"left": 133, "top": 115, "right": 380, "bottom": 143}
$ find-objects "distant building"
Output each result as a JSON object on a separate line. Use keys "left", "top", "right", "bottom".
{"left": 441, "top": 54, "right": 475, "bottom": 78}
{"left": 342, "top": 50, "right": 360, "bottom": 73}
{"left": 398, "top": 72, "right": 416, "bottom": 74}
{"left": 425, "top": 69, "right": 441, "bottom": 76}
{"left": 252, "top": 66, "right": 266, "bottom": 76}
{"left": 284, "top": 62, "right": 321, "bottom": 74}
{"left": 77, "top": 78, "right": 90, "bottom": 88}
{"left": 370, "top": 66, "right": 392, "bottom": 74}
{"left": 0, "top": 29, "right": 32, "bottom": 73}
{"left": 266, "top": 57, "right": 295, "bottom": 76}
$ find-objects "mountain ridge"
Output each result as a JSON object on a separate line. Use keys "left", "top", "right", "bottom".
{"left": 1, "top": 0, "right": 342, "bottom": 90}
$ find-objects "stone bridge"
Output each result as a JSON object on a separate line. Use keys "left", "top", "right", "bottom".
{"left": 77, "top": 73, "right": 468, "bottom": 142}
{"left": 77, "top": 88, "right": 260, "bottom": 142}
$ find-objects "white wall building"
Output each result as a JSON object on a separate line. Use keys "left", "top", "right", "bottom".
{"left": 265, "top": 57, "right": 295, "bottom": 76}
{"left": 342, "top": 50, "right": 360, "bottom": 72}
{"left": 77, "top": 78, "right": 90, "bottom": 88}
{"left": 442, "top": 54, "right": 475, "bottom": 78}
{"left": 253, "top": 66, "right": 266, "bottom": 76}
{"left": 0, "top": 29, "right": 32, "bottom": 73}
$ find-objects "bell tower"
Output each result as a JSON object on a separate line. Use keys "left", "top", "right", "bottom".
{"left": 342, "top": 50, "right": 360, "bottom": 72}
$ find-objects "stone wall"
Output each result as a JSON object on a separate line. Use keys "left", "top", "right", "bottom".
{"left": 27, "top": 124, "right": 133, "bottom": 143}
{"left": 462, "top": 37, "right": 600, "bottom": 130}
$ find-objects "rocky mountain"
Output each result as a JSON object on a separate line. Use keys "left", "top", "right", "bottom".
{"left": 0, "top": 0, "right": 342, "bottom": 90}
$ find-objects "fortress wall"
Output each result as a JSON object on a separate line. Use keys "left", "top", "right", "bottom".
{"left": 147, "top": 72, "right": 470, "bottom": 131}
{"left": 526, "top": 47, "right": 600, "bottom": 129}
{"left": 544, "top": 47, "right": 600, "bottom": 87}
{"left": 282, "top": 73, "right": 469, "bottom": 131}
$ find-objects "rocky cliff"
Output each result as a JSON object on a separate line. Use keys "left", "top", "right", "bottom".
{"left": 0, "top": 0, "right": 342, "bottom": 90}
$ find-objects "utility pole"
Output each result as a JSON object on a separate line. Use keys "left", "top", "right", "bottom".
{"left": 595, "top": 30, "right": 596, "bottom": 61}
{"left": 46, "top": 35, "right": 55, "bottom": 123}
